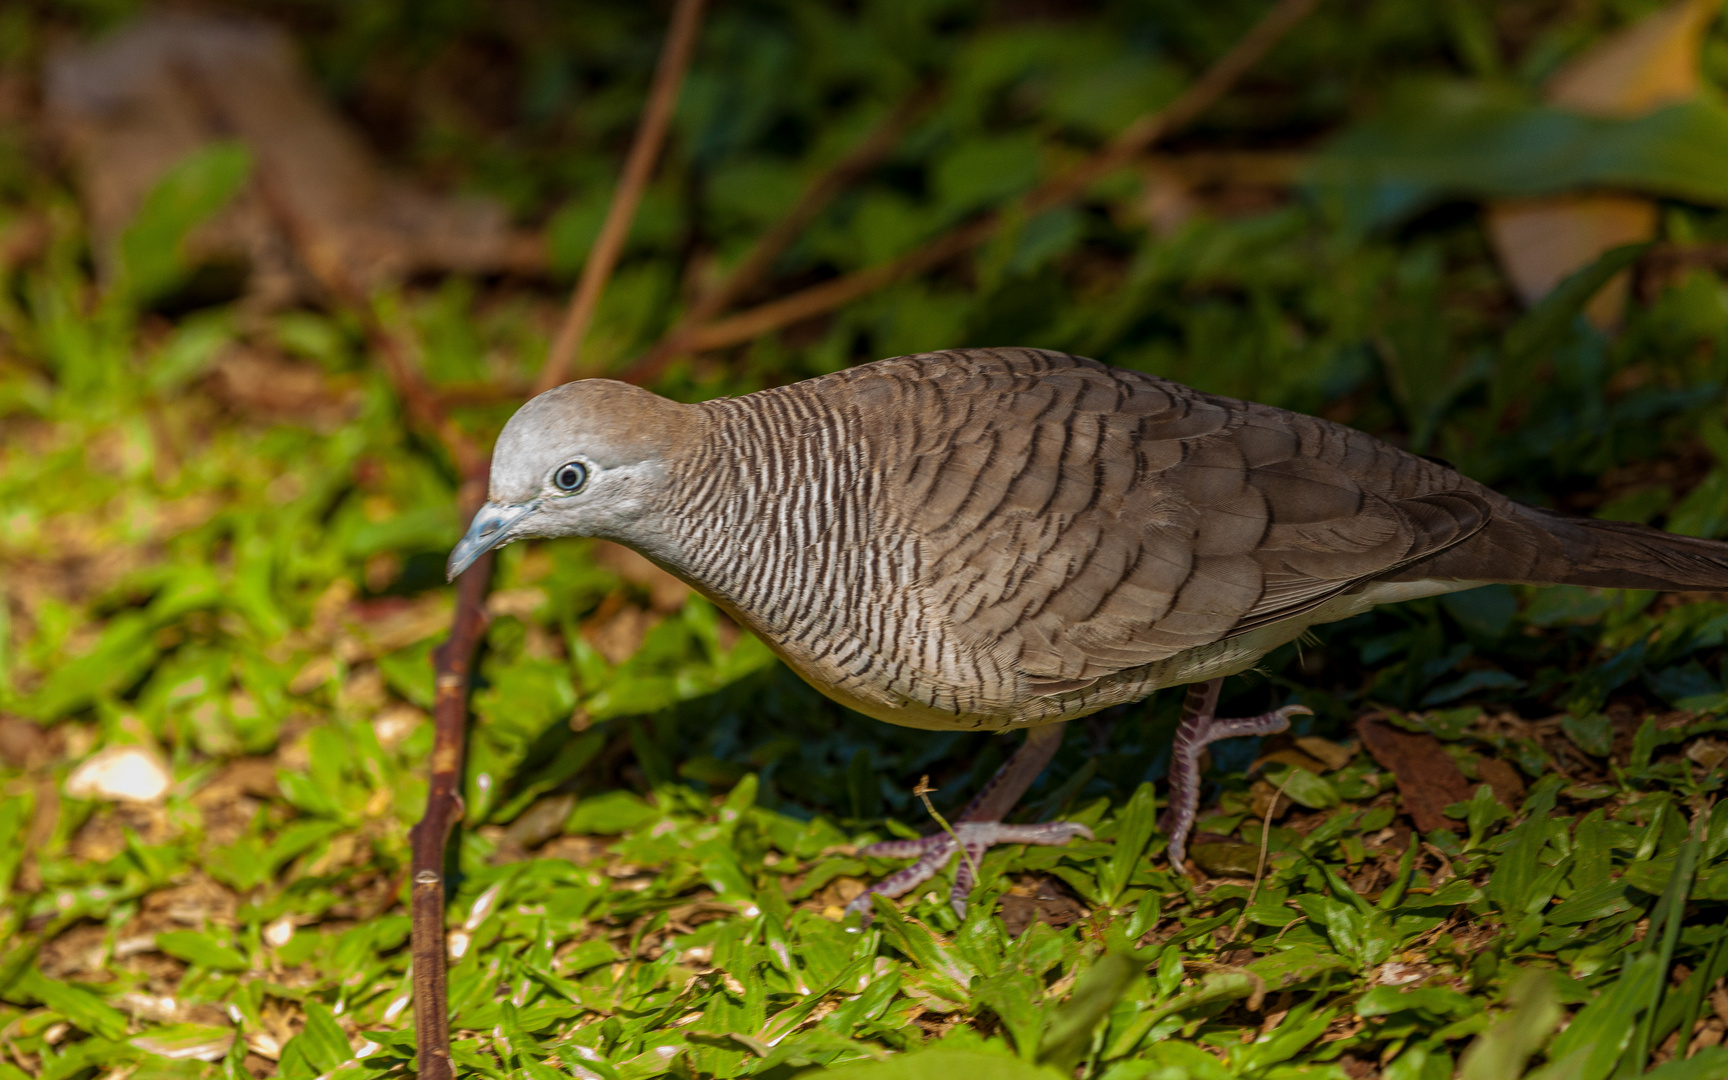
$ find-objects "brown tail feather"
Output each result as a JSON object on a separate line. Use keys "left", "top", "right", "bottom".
{"left": 1390, "top": 504, "right": 1728, "bottom": 592}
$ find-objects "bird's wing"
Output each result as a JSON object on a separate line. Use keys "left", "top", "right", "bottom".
{"left": 863, "top": 349, "right": 1495, "bottom": 686}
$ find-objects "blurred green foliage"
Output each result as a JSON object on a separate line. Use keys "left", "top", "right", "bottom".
{"left": 6, "top": 0, "right": 1728, "bottom": 1077}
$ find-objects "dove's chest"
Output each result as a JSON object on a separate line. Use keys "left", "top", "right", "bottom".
{"left": 650, "top": 389, "right": 1037, "bottom": 727}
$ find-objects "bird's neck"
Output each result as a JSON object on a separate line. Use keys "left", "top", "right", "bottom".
{"left": 623, "top": 387, "right": 872, "bottom": 627}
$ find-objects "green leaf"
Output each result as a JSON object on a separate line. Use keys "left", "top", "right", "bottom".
{"left": 868, "top": 896, "right": 974, "bottom": 1005}
{"left": 1542, "top": 954, "right": 1661, "bottom": 1080}
{"left": 155, "top": 930, "right": 249, "bottom": 972}
{"left": 1546, "top": 881, "right": 1637, "bottom": 925}
{"left": 1266, "top": 764, "right": 1339, "bottom": 809}
{"left": 973, "top": 968, "right": 1044, "bottom": 1060}
{"left": 130, "top": 1022, "right": 236, "bottom": 1062}
{"left": 12, "top": 968, "right": 130, "bottom": 1040}
{"left": 1036, "top": 952, "right": 1138, "bottom": 1073}
{"left": 561, "top": 937, "right": 622, "bottom": 974}
{"left": 1358, "top": 984, "right": 1481, "bottom": 1020}
{"left": 1488, "top": 814, "right": 1568, "bottom": 917}
{"left": 116, "top": 142, "right": 253, "bottom": 305}
{"left": 1247, "top": 944, "right": 1353, "bottom": 990}
{"left": 567, "top": 790, "right": 657, "bottom": 834}
{"left": 1100, "top": 782, "right": 1157, "bottom": 906}
{"left": 814, "top": 1049, "right": 1063, "bottom": 1079}
{"left": 1643, "top": 1044, "right": 1728, "bottom": 1080}
{"left": 933, "top": 134, "right": 1043, "bottom": 215}
{"left": 1308, "top": 88, "right": 1728, "bottom": 229}
{"left": 289, "top": 1000, "right": 354, "bottom": 1074}
{"left": 1502, "top": 244, "right": 1652, "bottom": 369}
{"left": 1458, "top": 970, "right": 1560, "bottom": 1080}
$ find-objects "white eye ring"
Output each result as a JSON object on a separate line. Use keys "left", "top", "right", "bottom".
{"left": 553, "top": 461, "right": 587, "bottom": 493}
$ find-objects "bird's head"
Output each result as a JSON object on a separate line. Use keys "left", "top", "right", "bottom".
{"left": 447, "top": 380, "right": 698, "bottom": 579}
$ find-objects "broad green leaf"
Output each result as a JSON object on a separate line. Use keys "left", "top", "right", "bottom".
{"left": 293, "top": 1000, "right": 355, "bottom": 1073}
{"left": 567, "top": 790, "right": 657, "bottom": 834}
{"left": 1643, "top": 1045, "right": 1728, "bottom": 1080}
{"left": 1540, "top": 954, "right": 1661, "bottom": 1080}
{"left": 12, "top": 968, "right": 129, "bottom": 1040}
{"left": 1308, "top": 89, "right": 1728, "bottom": 229}
{"left": 816, "top": 1048, "right": 1062, "bottom": 1079}
{"left": 1036, "top": 952, "right": 1137, "bottom": 1073}
{"left": 1267, "top": 764, "right": 1339, "bottom": 809}
{"left": 1358, "top": 984, "right": 1481, "bottom": 1019}
{"left": 1247, "top": 944, "right": 1353, "bottom": 990}
{"left": 973, "top": 968, "right": 1044, "bottom": 1059}
{"left": 130, "top": 1022, "right": 236, "bottom": 1062}
{"left": 155, "top": 930, "right": 249, "bottom": 972}
{"left": 1546, "top": 880, "right": 1637, "bottom": 925}
{"left": 1099, "top": 782, "right": 1157, "bottom": 905}
{"left": 1458, "top": 970, "right": 1560, "bottom": 1080}
{"left": 116, "top": 141, "right": 252, "bottom": 305}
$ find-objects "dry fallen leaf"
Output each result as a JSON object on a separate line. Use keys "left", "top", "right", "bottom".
{"left": 1475, "top": 756, "right": 1527, "bottom": 808}
{"left": 1486, "top": 0, "right": 1715, "bottom": 327}
{"left": 65, "top": 744, "right": 172, "bottom": 803}
{"left": 1356, "top": 717, "right": 1475, "bottom": 834}
{"left": 1294, "top": 735, "right": 1356, "bottom": 771}
{"left": 1485, "top": 196, "right": 1656, "bottom": 327}
{"left": 1687, "top": 737, "right": 1728, "bottom": 770}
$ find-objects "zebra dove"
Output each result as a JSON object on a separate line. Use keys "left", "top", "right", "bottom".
{"left": 449, "top": 347, "right": 1728, "bottom": 916}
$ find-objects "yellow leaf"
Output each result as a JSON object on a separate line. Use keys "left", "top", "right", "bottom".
{"left": 1486, "top": 0, "right": 1713, "bottom": 325}
{"left": 1485, "top": 195, "right": 1656, "bottom": 326}
{"left": 1546, "top": 0, "right": 1716, "bottom": 117}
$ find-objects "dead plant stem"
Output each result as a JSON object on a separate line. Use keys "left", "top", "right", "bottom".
{"left": 535, "top": 0, "right": 708, "bottom": 392}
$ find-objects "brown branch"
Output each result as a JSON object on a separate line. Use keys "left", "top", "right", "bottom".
{"left": 409, "top": 4, "right": 704, "bottom": 1075}
{"left": 534, "top": 0, "right": 708, "bottom": 394}
{"left": 620, "top": 0, "right": 1316, "bottom": 376}
{"left": 628, "top": 84, "right": 938, "bottom": 384}
{"left": 406, "top": 487, "right": 490, "bottom": 1080}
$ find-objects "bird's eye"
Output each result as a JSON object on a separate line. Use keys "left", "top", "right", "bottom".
{"left": 553, "top": 462, "right": 588, "bottom": 492}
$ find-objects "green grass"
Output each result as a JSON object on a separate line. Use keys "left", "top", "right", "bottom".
{"left": 8, "top": 0, "right": 1728, "bottom": 1077}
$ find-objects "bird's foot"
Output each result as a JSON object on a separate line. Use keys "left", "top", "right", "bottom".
{"left": 1161, "top": 679, "right": 1312, "bottom": 871}
{"left": 843, "top": 820, "right": 1093, "bottom": 922}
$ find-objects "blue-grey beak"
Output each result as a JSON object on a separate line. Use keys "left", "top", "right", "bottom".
{"left": 447, "top": 500, "right": 540, "bottom": 580}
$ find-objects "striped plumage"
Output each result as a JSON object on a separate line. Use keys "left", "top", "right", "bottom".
{"left": 453, "top": 346, "right": 1728, "bottom": 899}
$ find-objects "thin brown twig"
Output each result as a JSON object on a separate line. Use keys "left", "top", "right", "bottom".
{"left": 1231, "top": 769, "right": 1295, "bottom": 940}
{"left": 535, "top": 0, "right": 708, "bottom": 393}
{"left": 912, "top": 775, "right": 981, "bottom": 890}
{"left": 627, "top": 83, "right": 939, "bottom": 385}
{"left": 620, "top": 0, "right": 1316, "bottom": 375}
{"left": 406, "top": 507, "right": 490, "bottom": 1080}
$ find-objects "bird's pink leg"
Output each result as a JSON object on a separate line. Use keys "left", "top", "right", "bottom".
{"left": 845, "top": 724, "right": 1091, "bottom": 921}
{"left": 1161, "top": 678, "right": 1312, "bottom": 870}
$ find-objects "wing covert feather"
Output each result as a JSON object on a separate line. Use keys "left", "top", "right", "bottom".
{"left": 851, "top": 349, "right": 1494, "bottom": 690}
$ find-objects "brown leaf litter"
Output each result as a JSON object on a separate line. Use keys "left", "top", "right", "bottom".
{"left": 1356, "top": 716, "right": 1475, "bottom": 834}
{"left": 996, "top": 876, "right": 1089, "bottom": 936}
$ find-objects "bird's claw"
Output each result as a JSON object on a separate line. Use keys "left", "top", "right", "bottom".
{"left": 843, "top": 820, "right": 1093, "bottom": 923}
{"left": 1162, "top": 698, "right": 1312, "bottom": 871}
